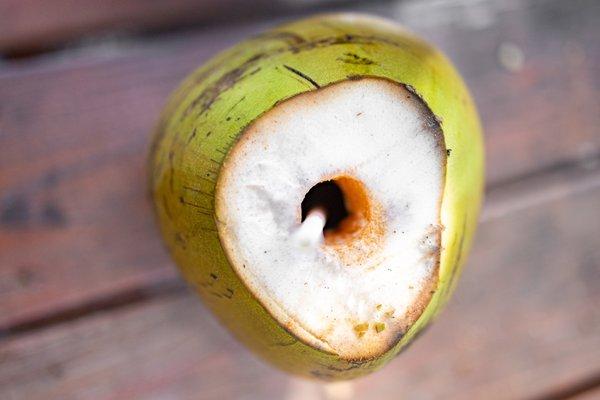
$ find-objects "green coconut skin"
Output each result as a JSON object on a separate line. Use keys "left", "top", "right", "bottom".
{"left": 149, "top": 13, "right": 484, "bottom": 380}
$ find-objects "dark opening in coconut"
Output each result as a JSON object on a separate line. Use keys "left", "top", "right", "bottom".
{"left": 301, "top": 176, "right": 374, "bottom": 243}
{"left": 301, "top": 180, "right": 348, "bottom": 231}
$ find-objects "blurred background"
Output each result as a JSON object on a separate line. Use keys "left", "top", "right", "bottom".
{"left": 0, "top": 0, "right": 598, "bottom": 399}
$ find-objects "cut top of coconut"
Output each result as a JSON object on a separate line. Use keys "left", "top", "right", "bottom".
{"left": 216, "top": 78, "right": 446, "bottom": 360}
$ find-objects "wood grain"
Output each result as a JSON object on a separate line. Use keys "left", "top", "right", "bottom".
{"left": 1, "top": 0, "right": 598, "bottom": 333}
{"left": 0, "top": 0, "right": 344, "bottom": 54}
{"left": 411, "top": 0, "right": 600, "bottom": 185}
{"left": 569, "top": 387, "right": 600, "bottom": 400}
{"left": 0, "top": 25, "right": 256, "bottom": 331}
{"left": 1, "top": 161, "right": 598, "bottom": 399}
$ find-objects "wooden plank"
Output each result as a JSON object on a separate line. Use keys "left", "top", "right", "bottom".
{"left": 1, "top": 163, "right": 599, "bottom": 400}
{"left": 530, "top": 374, "right": 600, "bottom": 400}
{"left": 569, "top": 387, "right": 600, "bottom": 400}
{"left": 0, "top": 293, "right": 291, "bottom": 400}
{"left": 1, "top": 0, "right": 598, "bottom": 330}
{"left": 0, "top": 0, "right": 345, "bottom": 54}
{"left": 408, "top": 0, "right": 600, "bottom": 185}
{"left": 0, "top": 26, "right": 257, "bottom": 331}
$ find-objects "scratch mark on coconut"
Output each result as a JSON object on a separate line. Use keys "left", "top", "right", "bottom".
{"left": 202, "top": 286, "right": 234, "bottom": 300}
{"left": 183, "top": 185, "right": 214, "bottom": 198}
{"left": 283, "top": 65, "right": 321, "bottom": 88}
{"left": 178, "top": 196, "right": 212, "bottom": 216}
{"left": 182, "top": 53, "right": 267, "bottom": 120}
{"left": 336, "top": 52, "right": 377, "bottom": 65}
{"left": 186, "top": 128, "right": 197, "bottom": 145}
{"left": 247, "top": 68, "right": 261, "bottom": 76}
{"left": 199, "top": 273, "right": 217, "bottom": 288}
{"left": 225, "top": 96, "right": 246, "bottom": 116}
{"left": 275, "top": 66, "right": 315, "bottom": 89}
{"left": 197, "top": 175, "right": 216, "bottom": 184}
{"left": 271, "top": 338, "right": 298, "bottom": 347}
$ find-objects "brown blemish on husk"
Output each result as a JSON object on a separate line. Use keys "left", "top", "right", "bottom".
{"left": 336, "top": 52, "right": 377, "bottom": 65}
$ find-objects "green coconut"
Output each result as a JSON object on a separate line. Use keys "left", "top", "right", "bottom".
{"left": 149, "top": 13, "right": 484, "bottom": 380}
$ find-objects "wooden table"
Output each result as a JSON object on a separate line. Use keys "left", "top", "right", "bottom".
{"left": 1, "top": 0, "right": 598, "bottom": 399}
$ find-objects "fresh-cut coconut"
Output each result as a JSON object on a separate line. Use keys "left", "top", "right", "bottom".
{"left": 216, "top": 78, "right": 445, "bottom": 360}
{"left": 149, "top": 13, "right": 484, "bottom": 379}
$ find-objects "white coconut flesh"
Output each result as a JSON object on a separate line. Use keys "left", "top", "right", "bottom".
{"left": 216, "top": 78, "right": 446, "bottom": 360}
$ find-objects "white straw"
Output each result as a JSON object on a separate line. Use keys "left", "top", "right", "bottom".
{"left": 294, "top": 207, "right": 327, "bottom": 249}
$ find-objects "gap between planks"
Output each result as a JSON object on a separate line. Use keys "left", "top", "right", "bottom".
{"left": 526, "top": 369, "right": 600, "bottom": 400}
{"left": 1, "top": 154, "right": 599, "bottom": 400}
{"left": 1, "top": 153, "right": 598, "bottom": 339}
